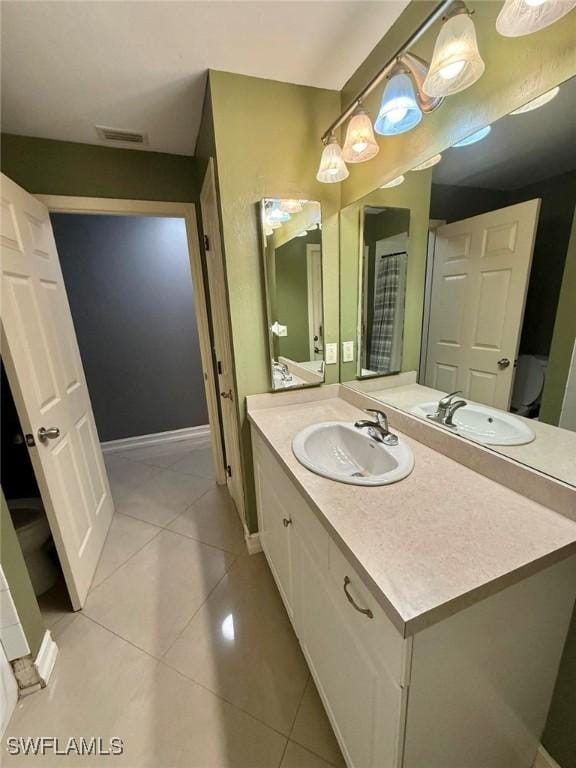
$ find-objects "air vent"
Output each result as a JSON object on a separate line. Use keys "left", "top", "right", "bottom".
{"left": 95, "top": 125, "right": 148, "bottom": 145}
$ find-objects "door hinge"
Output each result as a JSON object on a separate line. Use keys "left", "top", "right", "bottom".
{"left": 226, "top": 465, "right": 232, "bottom": 478}
{"left": 204, "top": 234, "right": 210, "bottom": 252}
{"left": 217, "top": 360, "right": 223, "bottom": 375}
{"left": 25, "top": 434, "right": 36, "bottom": 447}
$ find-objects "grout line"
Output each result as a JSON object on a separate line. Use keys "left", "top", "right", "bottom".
{"left": 88, "top": 523, "right": 164, "bottom": 593}
{"left": 277, "top": 738, "right": 290, "bottom": 768}
{"left": 287, "top": 672, "right": 311, "bottom": 741}
{"left": 159, "top": 554, "right": 239, "bottom": 660}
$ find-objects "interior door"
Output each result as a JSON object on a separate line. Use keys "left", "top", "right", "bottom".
{"left": 1, "top": 173, "right": 114, "bottom": 609}
{"left": 424, "top": 200, "right": 540, "bottom": 409}
{"left": 306, "top": 244, "right": 323, "bottom": 359}
{"left": 200, "top": 160, "right": 246, "bottom": 526}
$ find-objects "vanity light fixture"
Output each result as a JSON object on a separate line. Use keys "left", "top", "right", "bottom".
{"left": 266, "top": 201, "right": 291, "bottom": 224}
{"left": 380, "top": 175, "right": 405, "bottom": 189}
{"left": 496, "top": 0, "right": 576, "bottom": 37}
{"left": 510, "top": 86, "right": 560, "bottom": 113}
{"left": 279, "top": 199, "right": 304, "bottom": 214}
{"left": 296, "top": 230, "right": 308, "bottom": 237}
{"left": 374, "top": 72, "right": 423, "bottom": 135}
{"left": 423, "top": 2, "right": 485, "bottom": 97}
{"left": 411, "top": 153, "right": 443, "bottom": 171}
{"left": 342, "top": 103, "right": 380, "bottom": 163}
{"left": 453, "top": 125, "right": 492, "bottom": 146}
{"left": 316, "top": 134, "right": 349, "bottom": 183}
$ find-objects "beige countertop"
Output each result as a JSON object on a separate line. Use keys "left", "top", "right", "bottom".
{"left": 248, "top": 395, "right": 576, "bottom": 636}
{"left": 346, "top": 381, "right": 576, "bottom": 488}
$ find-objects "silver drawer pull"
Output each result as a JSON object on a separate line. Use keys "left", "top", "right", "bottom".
{"left": 343, "top": 576, "right": 373, "bottom": 619}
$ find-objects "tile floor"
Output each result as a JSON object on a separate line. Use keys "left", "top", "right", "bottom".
{"left": 4, "top": 440, "right": 345, "bottom": 767}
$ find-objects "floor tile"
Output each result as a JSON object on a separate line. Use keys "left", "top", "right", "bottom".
{"left": 114, "top": 441, "right": 197, "bottom": 469}
{"left": 171, "top": 444, "right": 215, "bottom": 479}
{"left": 106, "top": 457, "right": 160, "bottom": 502}
{"left": 84, "top": 530, "right": 235, "bottom": 657}
{"left": 115, "top": 468, "right": 213, "bottom": 527}
{"left": 3, "top": 615, "right": 286, "bottom": 767}
{"left": 281, "top": 741, "right": 338, "bottom": 768}
{"left": 164, "top": 553, "right": 309, "bottom": 735}
{"left": 290, "top": 678, "right": 345, "bottom": 767}
{"left": 169, "top": 486, "right": 246, "bottom": 554}
{"left": 91, "top": 513, "right": 160, "bottom": 589}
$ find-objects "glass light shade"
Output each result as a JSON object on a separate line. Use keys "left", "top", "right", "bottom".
{"left": 374, "top": 73, "right": 422, "bottom": 135}
{"left": 380, "top": 175, "right": 405, "bottom": 189}
{"left": 279, "top": 199, "right": 304, "bottom": 213}
{"left": 453, "top": 125, "right": 492, "bottom": 147}
{"left": 296, "top": 230, "right": 308, "bottom": 237}
{"left": 496, "top": 0, "right": 576, "bottom": 37}
{"left": 423, "top": 13, "right": 485, "bottom": 97}
{"left": 269, "top": 221, "right": 282, "bottom": 230}
{"left": 266, "top": 201, "right": 291, "bottom": 223}
{"left": 411, "top": 153, "right": 442, "bottom": 171}
{"left": 342, "top": 107, "right": 380, "bottom": 163}
{"left": 510, "top": 86, "right": 560, "bottom": 113}
{"left": 316, "top": 137, "right": 349, "bottom": 183}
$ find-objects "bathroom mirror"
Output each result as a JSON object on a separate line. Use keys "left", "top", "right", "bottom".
{"left": 358, "top": 206, "right": 410, "bottom": 379}
{"left": 260, "top": 198, "right": 325, "bottom": 391}
{"left": 341, "top": 76, "right": 576, "bottom": 488}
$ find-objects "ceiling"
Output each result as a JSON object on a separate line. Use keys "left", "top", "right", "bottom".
{"left": 1, "top": 0, "right": 409, "bottom": 156}
{"left": 433, "top": 76, "right": 576, "bottom": 190}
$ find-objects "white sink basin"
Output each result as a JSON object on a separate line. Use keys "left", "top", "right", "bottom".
{"left": 412, "top": 402, "right": 535, "bottom": 446}
{"left": 292, "top": 421, "right": 414, "bottom": 486}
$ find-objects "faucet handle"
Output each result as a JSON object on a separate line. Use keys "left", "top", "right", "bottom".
{"left": 439, "top": 390, "right": 463, "bottom": 407}
{"left": 365, "top": 408, "right": 389, "bottom": 431}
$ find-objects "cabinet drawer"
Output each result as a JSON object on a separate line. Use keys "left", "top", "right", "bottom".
{"left": 329, "top": 541, "right": 409, "bottom": 686}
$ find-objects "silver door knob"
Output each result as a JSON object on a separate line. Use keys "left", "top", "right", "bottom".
{"left": 38, "top": 427, "right": 60, "bottom": 443}
{"left": 497, "top": 358, "right": 511, "bottom": 369}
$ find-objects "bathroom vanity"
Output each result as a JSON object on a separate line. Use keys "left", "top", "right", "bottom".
{"left": 248, "top": 390, "right": 576, "bottom": 768}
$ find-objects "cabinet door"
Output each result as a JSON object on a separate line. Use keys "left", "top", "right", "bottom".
{"left": 254, "top": 456, "right": 294, "bottom": 617}
{"left": 296, "top": 535, "right": 405, "bottom": 768}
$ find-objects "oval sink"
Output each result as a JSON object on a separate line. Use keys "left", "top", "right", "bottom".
{"left": 292, "top": 421, "right": 414, "bottom": 486}
{"left": 411, "top": 402, "right": 535, "bottom": 446}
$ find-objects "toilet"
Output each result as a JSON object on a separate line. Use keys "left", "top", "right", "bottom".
{"left": 8, "top": 498, "right": 58, "bottom": 597}
{"left": 511, "top": 354, "right": 549, "bottom": 417}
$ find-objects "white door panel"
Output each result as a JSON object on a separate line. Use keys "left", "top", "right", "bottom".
{"left": 425, "top": 200, "right": 540, "bottom": 409}
{"left": 1, "top": 174, "right": 113, "bottom": 609}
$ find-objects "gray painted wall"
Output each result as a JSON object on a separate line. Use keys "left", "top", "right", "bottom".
{"left": 52, "top": 214, "right": 208, "bottom": 441}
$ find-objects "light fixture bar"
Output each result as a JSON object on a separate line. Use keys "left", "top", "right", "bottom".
{"left": 320, "top": 0, "right": 455, "bottom": 143}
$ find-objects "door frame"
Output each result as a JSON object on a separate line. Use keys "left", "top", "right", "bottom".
{"left": 37, "top": 194, "right": 226, "bottom": 485}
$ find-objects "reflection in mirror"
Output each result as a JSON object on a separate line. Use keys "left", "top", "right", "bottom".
{"left": 341, "top": 77, "right": 576, "bottom": 488}
{"left": 260, "top": 199, "right": 325, "bottom": 391}
{"left": 359, "top": 207, "right": 410, "bottom": 378}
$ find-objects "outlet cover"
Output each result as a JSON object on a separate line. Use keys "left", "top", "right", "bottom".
{"left": 325, "top": 343, "right": 338, "bottom": 365}
{"left": 342, "top": 341, "right": 354, "bottom": 363}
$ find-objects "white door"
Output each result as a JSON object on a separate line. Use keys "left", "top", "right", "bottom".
{"left": 200, "top": 160, "right": 245, "bottom": 525}
{"left": 306, "top": 244, "right": 323, "bottom": 360}
{"left": 1, "top": 174, "right": 114, "bottom": 609}
{"left": 424, "top": 200, "right": 540, "bottom": 409}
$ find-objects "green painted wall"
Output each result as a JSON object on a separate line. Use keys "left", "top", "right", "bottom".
{"left": 544, "top": 601, "right": 576, "bottom": 768}
{"left": 1, "top": 490, "right": 45, "bottom": 657}
{"left": 1, "top": 134, "right": 201, "bottom": 201}
{"left": 340, "top": 169, "right": 432, "bottom": 381}
{"left": 208, "top": 70, "right": 341, "bottom": 532}
{"left": 339, "top": 1, "right": 576, "bottom": 207}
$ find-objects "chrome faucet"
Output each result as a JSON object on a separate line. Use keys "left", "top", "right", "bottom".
{"left": 427, "top": 391, "right": 468, "bottom": 428}
{"left": 273, "top": 361, "right": 292, "bottom": 383}
{"left": 354, "top": 409, "right": 399, "bottom": 446}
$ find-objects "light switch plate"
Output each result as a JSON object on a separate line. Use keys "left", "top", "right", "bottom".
{"left": 342, "top": 341, "right": 354, "bottom": 363}
{"left": 325, "top": 343, "right": 338, "bottom": 365}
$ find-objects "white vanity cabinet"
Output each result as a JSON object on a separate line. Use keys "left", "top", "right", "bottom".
{"left": 251, "top": 427, "right": 576, "bottom": 768}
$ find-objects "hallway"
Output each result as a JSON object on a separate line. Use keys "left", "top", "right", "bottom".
{"left": 4, "top": 439, "right": 345, "bottom": 767}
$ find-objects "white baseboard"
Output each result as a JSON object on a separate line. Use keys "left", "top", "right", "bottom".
{"left": 244, "top": 530, "right": 262, "bottom": 555}
{"left": 101, "top": 425, "right": 211, "bottom": 454}
{"left": 34, "top": 630, "right": 58, "bottom": 687}
{"left": 534, "top": 745, "right": 562, "bottom": 768}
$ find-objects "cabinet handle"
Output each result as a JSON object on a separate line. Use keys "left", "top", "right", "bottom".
{"left": 343, "top": 576, "right": 373, "bottom": 619}
{"left": 282, "top": 517, "right": 292, "bottom": 527}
